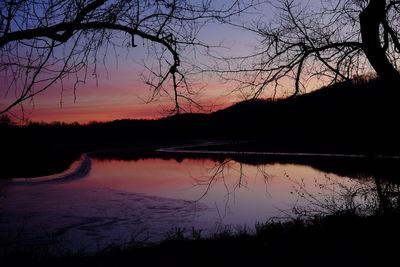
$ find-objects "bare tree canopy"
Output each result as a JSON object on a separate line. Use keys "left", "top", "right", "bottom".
{"left": 1, "top": 0, "right": 399, "bottom": 118}
{"left": 219, "top": 0, "right": 400, "bottom": 98}
{"left": 0, "top": 0, "right": 251, "bottom": 116}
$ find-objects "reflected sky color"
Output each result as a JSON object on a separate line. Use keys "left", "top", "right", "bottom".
{"left": 0, "top": 157, "right": 368, "bottom": 252}
{"left": 79, "top": 158, "right": 364, "bottom": 222}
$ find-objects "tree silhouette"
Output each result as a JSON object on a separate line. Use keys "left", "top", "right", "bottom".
{"left": 0, "top": 0, "right": 248, "bottom": 115}
{"left": 2, "top": 1, "right": 398, "bottom": 117}
{"left": 219, "top": 0, "right": 400, "bottom": 97}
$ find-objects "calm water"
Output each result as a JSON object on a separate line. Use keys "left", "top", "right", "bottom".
{"left": 0, "top": 153, "right": 387, "bottom": 253}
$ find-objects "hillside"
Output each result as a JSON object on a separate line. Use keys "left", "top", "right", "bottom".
{"left": 207, "top": 78, "right": 399, "bottom": 154}
{"left": 1, "top": 77, "right": 399, "bottom": 178}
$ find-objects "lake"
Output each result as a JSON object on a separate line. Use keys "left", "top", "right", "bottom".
{"left": 0, "top": 145, "right": 397, "bottom": 253}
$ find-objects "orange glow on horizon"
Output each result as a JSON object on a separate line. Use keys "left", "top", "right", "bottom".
{"left": 20, "top": 93, "right": 235, "bottom": 124}
{"left": 5, "top": 77, "right": 238, "bottom": 123}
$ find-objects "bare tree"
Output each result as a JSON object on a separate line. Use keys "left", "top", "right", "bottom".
{"left": 3, "top": 1, "right": 397, "bottom": 116}
{"left": 217, "top": 0, "right": 400, "bottom": 98}
{"left": 0, "top": 114, "right": 12, "bottom": 126}
{"left": 0, "top": 0, "right": 250, "bottom": 116}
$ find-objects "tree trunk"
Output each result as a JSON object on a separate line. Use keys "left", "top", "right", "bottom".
{"left": 359, "top": 0, "right": 400, "bottom": 81}
{"left": 374, "top": 176, "right": 389, "bottom": 214}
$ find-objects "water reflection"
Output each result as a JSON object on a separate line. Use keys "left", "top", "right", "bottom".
{"left": 88, "top": 151, "right": 400, "bottom": 223}
{"left": 0, "top": 150, "right": 399, "bottom": 253}
{"left": 190, "top": 158, "right": 400, "bottom": 220}
{"left": 93, "top": 148, "right": 400, "bottom": 180}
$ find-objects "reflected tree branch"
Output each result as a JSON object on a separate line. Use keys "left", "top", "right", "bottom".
{"left": 289, "top": 174, "right": 400, "bottom": 220}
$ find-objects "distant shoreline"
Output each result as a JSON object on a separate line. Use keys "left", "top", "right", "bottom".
{"left": 11, "top": 153, "right": 92, "bottom": 184}
{"left": 7, "top": 141, "right": 399, "bottom": 182}
{"left": 157, "top": 142, "right": 400, "bottom": 159}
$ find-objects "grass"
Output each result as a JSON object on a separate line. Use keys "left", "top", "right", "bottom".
{"left": 1, "top": 76, "right": 399, "bottom": 265}
{"left": 2, "top": 211, "right": 400, "bottom": 267}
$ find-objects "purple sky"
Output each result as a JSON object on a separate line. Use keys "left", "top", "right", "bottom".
{"left": 0, "top": 1, "right": 290, "bottom": 123}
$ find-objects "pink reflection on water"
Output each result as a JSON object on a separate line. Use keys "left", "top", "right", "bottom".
{"left": 62, "top": 157, "right": 362, "bottom": 224}
{"left": 0, "top": 157, "right": 364, "bottom": 252}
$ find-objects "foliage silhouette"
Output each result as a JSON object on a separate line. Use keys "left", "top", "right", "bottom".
{"left": 0, "top": 0, "right": 250, "bottom": 115}
{"left": 1, "top": 77, "right": 398, "bottom": 178}
{"left": 218, "top": 0, "right": 400, "bottom": 97}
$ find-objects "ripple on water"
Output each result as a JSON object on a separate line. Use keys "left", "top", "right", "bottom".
{"left": 0, "top": 185, "right": 213, "bottom": 253}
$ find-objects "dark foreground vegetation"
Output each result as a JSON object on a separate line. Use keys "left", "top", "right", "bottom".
{"left": 2, "top": 212, "right": 400, "bottom": 267}
{"left": 1, "top": 77, "right": 399, "bottom": 179}
{"left": 1, "top": 77, "right": 400, "bottom": 266}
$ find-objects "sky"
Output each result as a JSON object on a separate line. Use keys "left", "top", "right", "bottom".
{"left": 0, "top": 1, "right": 274, "bottom": 124}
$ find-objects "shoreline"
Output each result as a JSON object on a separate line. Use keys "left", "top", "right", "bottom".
{"left": 157, "top": 146, "right": 400, "bottom": 159}
{"left": 11, "top": 153, "right": 92, "bottom": 184}
{"left": 6, "top": 140, "right": 400, "bottom": 182}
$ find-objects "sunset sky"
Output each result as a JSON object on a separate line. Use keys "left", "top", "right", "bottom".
{"left": 1, "top": 0, "right": 377, "bottom": 124}
{"left": 6, "top": 27, "right": 246, "bottom": 123}
{"left": 1, "top": 42, "right": 236, "bottom": 123}
{"left": 2, "top": 1, "right": 334, "bottom": 124}
{"left": 0, "top": 2, "right": 268, "bottom": 124}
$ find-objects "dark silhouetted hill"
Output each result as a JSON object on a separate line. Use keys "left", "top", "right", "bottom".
{"left": 208, "top": 77, "right": 399, "bottom": 154}
{"left": 1, "top": 77, "right": 399, "bottom": 178}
